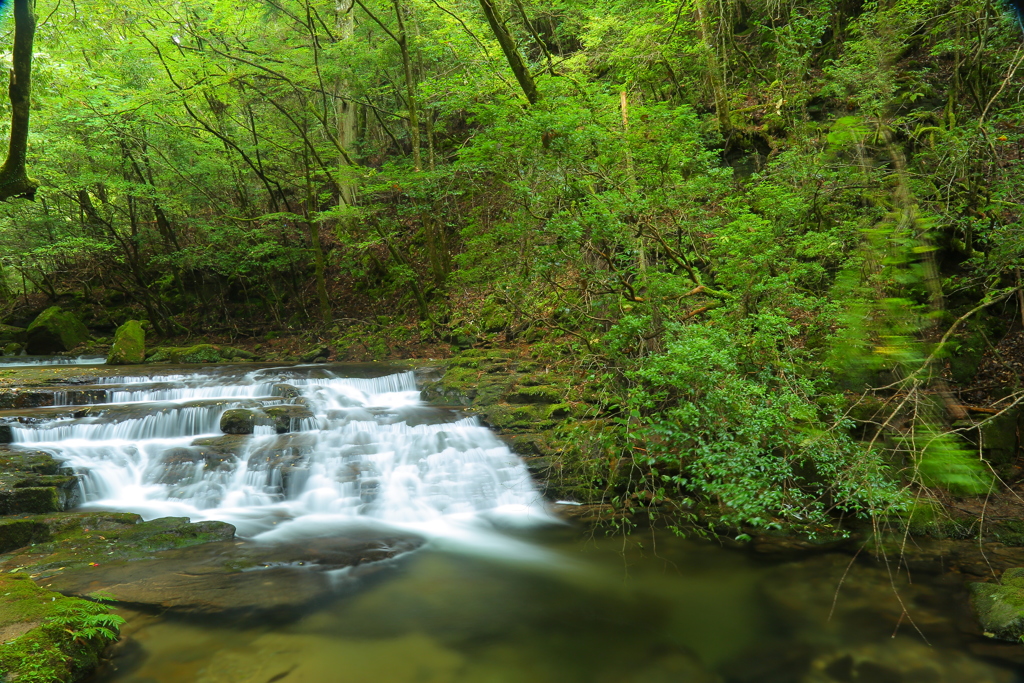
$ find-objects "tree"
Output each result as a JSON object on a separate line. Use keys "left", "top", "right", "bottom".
{"left": 0, "top": 0, "right": 38, "bottom": 201}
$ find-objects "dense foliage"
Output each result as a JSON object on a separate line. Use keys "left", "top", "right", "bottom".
{"left": 2, "top": 0, "right": 1024, "bottom": 530}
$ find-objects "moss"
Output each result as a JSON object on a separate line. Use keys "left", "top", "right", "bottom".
{"left": 2, "top": 513, "right": 235, "bottom": 575}
{"left": 0, "top": 573, "right": 118, "bottom": 683}
{"left": 971, "top": 568, "right": 1024, "bottom": 641}
{"left": 106, "top": 320, "right": 145, "bottom": 365}
{"left": 147, "top": 344, "right": 254, "bottom": 364}
{"left": 0, "top": 487, "right": 62, "bottom": 515}
{"left": 0, "top": 519, "right": 50, "bottom": 553}
{"left": 506, "top": 385, "right": 562, "bottom": 404}
{"left": 25, "top": 307, "right": 90, "bottom": 354}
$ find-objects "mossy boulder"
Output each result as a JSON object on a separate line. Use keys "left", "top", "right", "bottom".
{"left": 264, "top": 405, "right": 316, "bottom": 433}
{"left": 25, "top": 307, "right": 90, "bottom": 354}
{"left": 970, "top": 567, "right": 1024, "bottom": 640}
{"left": 220, "top": 408, "right": 261, "bottom": 434}
{"left": 106, "top": 319, "right": 146, "bottom": 365}
{"left": 2, "top": 342, "right": 23, "bottom": 355}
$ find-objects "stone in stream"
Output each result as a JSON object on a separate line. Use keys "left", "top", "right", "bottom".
{"left": 264, "top": 404, "right": 316, "bottom": 433}
{"left": 106, "top": 319, "right": 146, "bottom": 365}
{"left": 220, "top": 408, "right": 264, "bottom": 434}
{"left": 8, "top": 518, "right": 423, "bottom": 616}
{"left": 971, "top": 567, "right": 1024, "bottom": 641}
{"left": 0, "top": 448, "right": 79, "bottom": 514}
{"left": 24, "top": 306, "right": 90, "bottom": 354}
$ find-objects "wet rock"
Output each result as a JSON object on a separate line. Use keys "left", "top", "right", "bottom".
{"left": 220, "top": 408, "right": 263, "bottom": 434}
{"left": 804, "top": 638, "right": 1016, "bottom": 682}
{"left": 970, "top": 567, "right": 1024, "bottom": 641}
{"left": 36, "top": 533, "right": 422, "bottom": 616}
{"left": 25, "top": 307, "right": 90, "bottom": 354}
{"left": 300, "top": 347, "right": 331, "bottom": 363}
{"left": 272, "top": 383, "right": 302, "bottom": 399}
{"left": 106, "top": 319, "right": 146, "bottom": 365}
{"left": 2, "top": 342, "right": 22, "bottom": 355}
{"left": 0, "top": 518, "right": 50, "bottom": 553}
{"left": 0, "top": 512, "right": 235, "bottom": 573}
{"left": 264, "top": 405, "right": 316, "bottom": 433}
{"left": 146, "top": 344, "right": 255, "bottom": 364}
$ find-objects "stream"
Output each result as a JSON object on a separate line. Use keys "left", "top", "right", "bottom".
{"left": 3, "top": 362, "right": 1023, "bottom": 682}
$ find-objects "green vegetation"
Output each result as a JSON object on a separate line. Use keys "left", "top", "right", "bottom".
{"left": 0, "top": 0, "right": 1023, "bottom": 533}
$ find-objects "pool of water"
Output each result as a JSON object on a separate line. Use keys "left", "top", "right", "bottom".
{"left": 94, "top": 527, "right": 1023, "bottom": 683}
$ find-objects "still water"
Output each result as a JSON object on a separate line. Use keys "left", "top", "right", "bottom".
{"left": 95, "top": 526, "right": 1023, "bottom": 683}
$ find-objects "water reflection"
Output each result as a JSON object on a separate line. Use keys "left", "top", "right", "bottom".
{"left": 95, "top": 529, "right": 1023, "bottom": 683}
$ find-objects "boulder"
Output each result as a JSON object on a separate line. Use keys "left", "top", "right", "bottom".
{"left": 2, "top": 342, "right": 22, "bottom": 355}
{"left": 264, "top": 405, "right": 316, "bottom": 433}
{"left": 24, "top": 307, "right": 90, "bottom": 354}
{"left": 221, "top": 408, "right": 260, "bottom": 434}
{"left": 971, "top": 567, "right": 1024, "bottom": 640}
{"left": 106, "top": 319, "right": 146, "bottom": 365}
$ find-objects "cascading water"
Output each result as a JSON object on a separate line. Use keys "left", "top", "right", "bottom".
{"left": 8, "top": 366, "right": 552, "bottom": 544}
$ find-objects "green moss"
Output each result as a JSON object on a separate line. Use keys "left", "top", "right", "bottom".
{"left": 0, "top": 573, "right": 118, "bottom": 683}
{"left": 1, "top": 487, "right": 62, "bottom": 515}
{"left": 971, "top": 568, "right": 1024, "bottom": 641}
{"left": 25, "top": 307, "right": 90, "bottom": 355}
{"left": 146, "top": 344, "right": 254, "bottom": 364}
{"left": 106, "top": 320, "right": 145, "bottom": 365}
{"left": 0, "top": 519, "right": 50, "bottom": 553}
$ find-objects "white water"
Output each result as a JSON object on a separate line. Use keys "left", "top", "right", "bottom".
{"left": 0, "top": 355, "right": 106, "bottom": 367}
{"left": 10, "top": 367, "right": 554, "bottom": 546}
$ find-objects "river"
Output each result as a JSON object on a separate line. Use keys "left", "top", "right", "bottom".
{"left": 1, "top": 362, "right": 1021, "bottom": 682}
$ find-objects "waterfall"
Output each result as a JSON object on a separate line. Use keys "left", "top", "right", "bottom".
{"left": 8, "top": 367, "right": 550, "bottom": 540}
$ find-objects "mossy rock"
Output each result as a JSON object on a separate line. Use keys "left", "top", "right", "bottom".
{"left": 0, "top": 518, "right": 50, "bottom": 553}
{"left": 971, "top": 568, "right": 1024, "bottom": 641}
{"left": 0, "top": 487, "right": 62, "bottom": 514}
{"left": 0, "top": 573, "right": 118, "bottom": 683}
{"left": 272, "top": 383, "right": 302, "bottom": 399}
{"left": 25, "top": 307, "right": 90, "bottom": 354}
{"left": 263, "top": 405, "right": 316, "bottom": 433}
{"left": 0, "top": 324, "right": 26, "bottom": 344}
{"left": 147, "top": 344, "right": 254, "bottom": 364}
{"left": 220, "top": 408, "right": 261, "bottom": 435}
{"left": 506, "top": 385, "right": 562, "bottom": 404}
{"left": 2, "top": 342, "right": 22, "bottom": 356}
{"left": 106, "top": 319, "right": 146, "bottom": 365}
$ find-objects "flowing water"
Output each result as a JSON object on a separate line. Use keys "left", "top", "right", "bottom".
{"left": 3, "top": 364, "right": 1023, "bottom": 682}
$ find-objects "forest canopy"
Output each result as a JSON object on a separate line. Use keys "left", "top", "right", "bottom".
{"left": 2, "top": 0, "right": 1024, "bottom": 531}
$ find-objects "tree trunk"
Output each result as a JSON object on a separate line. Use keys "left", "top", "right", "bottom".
{"left": 392, "top": 0, "right": 421, "bottom": 171}
{"left": 478, "top": 0, "right": 540, "bottom": 105}
{"left": 0, "top": 0, "right": 38, "bottom": 201}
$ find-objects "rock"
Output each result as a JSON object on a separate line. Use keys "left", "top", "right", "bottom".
{"left": 24, "top": 307, "right": 90, "bottom": 354}
{"left": 0, "top": 573, "right": 118, "bottom": 683}
{"left": 264, "top": 405, "right": 316, "bottom": 433}
{"left": 106, "top": 319, "right": 146, "bottom": 365}
{"left": 147, "top": 344, "right": 255, "bottom": 364}
{"left": 971, "top": 567, "right": 1024, "bottom": 641}
{"left": 300, "top": 347, "right": 331, "bottom": 363}
{"left": 0, "top": 519, "right": 50, "bottom": 553}
{"left": 34, "top": 533, "right": 421, "bottom": 616}
{"left": 0, "top": 324, "right": 26, "bottom": 344}
{"left": 2, "top": 342, "right": 22, "bottom": 356}
{"left": 272, "top": 383, "right": 302, "bottom": 399}
{"left": 220, "top": 408, "right": 261, "bottom": 434}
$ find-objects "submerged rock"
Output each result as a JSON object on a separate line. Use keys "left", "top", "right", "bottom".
{"left": 25, "top": 307, "right": 90, "bottom": 354}
{"left": 36, "top": 533, "right": 421, "bottom": 616}
{"left": 106, "top": 320, "right": 146, "bottom": 365}
{"left": 971, "top": 567, "right": 1024, "bottom": 641}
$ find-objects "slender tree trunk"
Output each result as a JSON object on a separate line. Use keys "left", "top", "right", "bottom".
{"left": 335, "top": 1, "right": 358, "bottom": 207}
{"left": 392, "top": 0, "right": 421, "bottom": 171}
{"left": 0, "top": 0, "right": 38, "bottom": 201}
{"left": 695, "top": 0, "right": 732, "bottom": 142}
{"left": 478, "top": 0, "right": 540, "bottom": 105}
